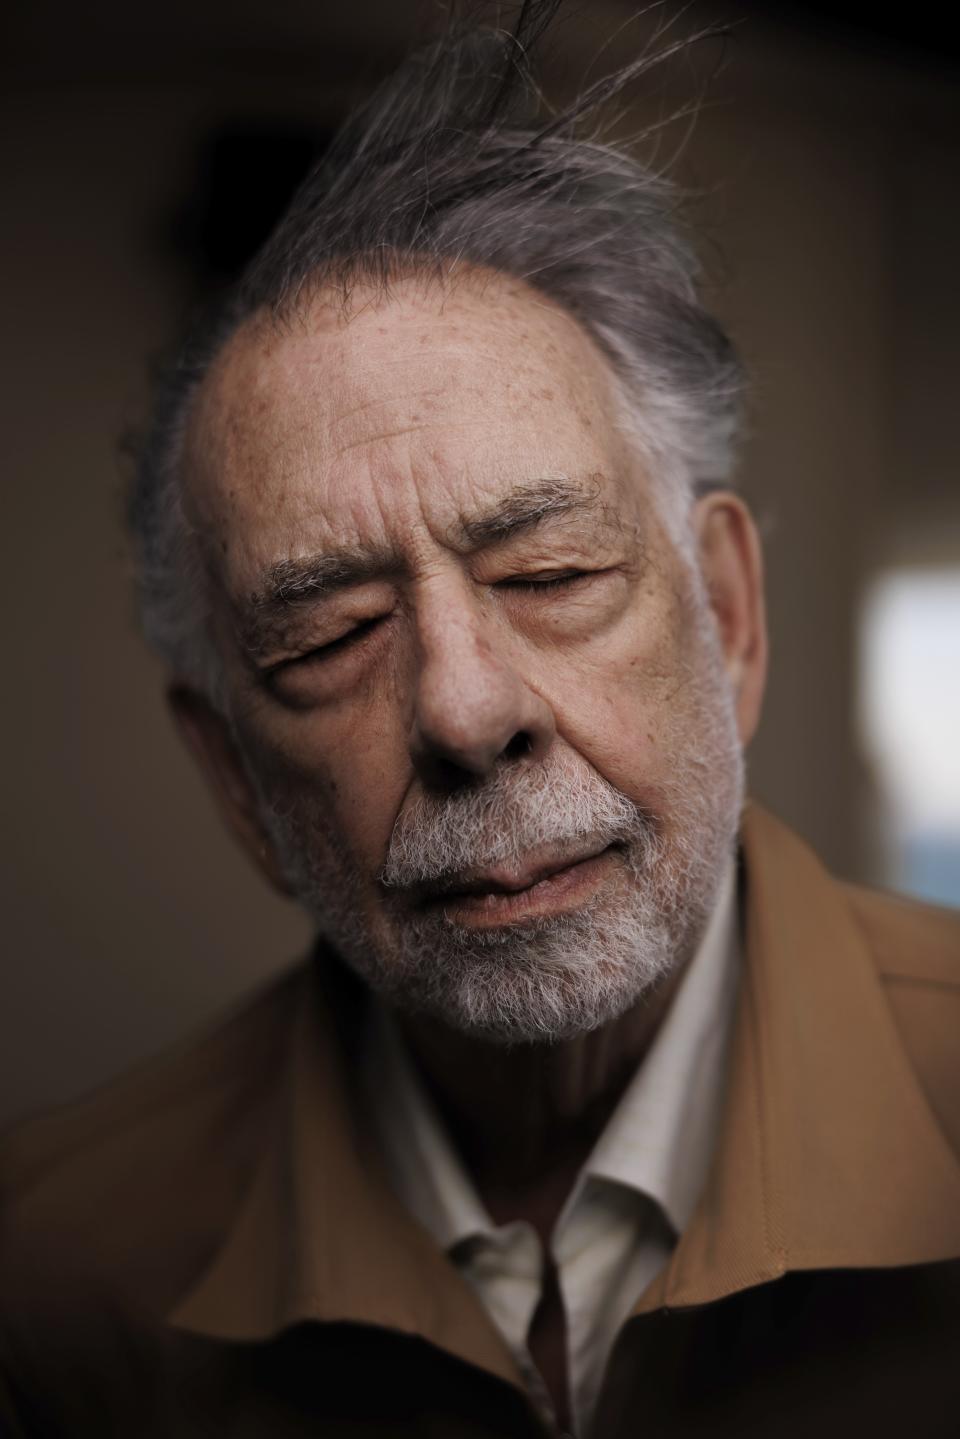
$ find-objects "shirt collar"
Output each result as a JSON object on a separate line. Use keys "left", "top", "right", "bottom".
{"left": 358, "top": 995, "right": 492, "bottom": 1252}
{"left": 583, "top": 859, "right": 739, "bottom": 1235}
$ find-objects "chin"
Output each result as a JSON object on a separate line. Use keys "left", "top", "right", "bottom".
{"left": 337, "top": 885, "right": 690, "bottom": 1046}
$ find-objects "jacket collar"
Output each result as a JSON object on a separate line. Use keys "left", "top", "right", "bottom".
{"left": 168, "top": 953, "right": 525, "bottom": 1385}
{"left": 170, "top": 802, "right": 960, "bottom": 1367}
{"left": 633, "top": 801, "right": 960, "bottom": 1313}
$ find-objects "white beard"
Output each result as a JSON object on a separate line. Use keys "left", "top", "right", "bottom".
{"left": 254, "top": 583, "right": 744, "bottom": 1045}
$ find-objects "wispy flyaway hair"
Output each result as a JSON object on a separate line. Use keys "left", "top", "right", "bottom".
{"left": 128, "top": 0, "right": 744, "bottom": 702}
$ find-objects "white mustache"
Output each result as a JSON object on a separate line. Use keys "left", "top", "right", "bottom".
{"left": 379, "top": 760, "right": 652, "bottom": 889}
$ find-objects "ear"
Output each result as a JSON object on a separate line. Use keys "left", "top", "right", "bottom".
{"left": 167, "top": 685, "right": 295, "bottom": 897}
{"left": 691, "top": 491, "right": 768, "bottom": 747}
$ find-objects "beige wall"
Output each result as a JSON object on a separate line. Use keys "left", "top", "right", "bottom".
{"left": 3, "top": 3, "right": 958, "bottom": 1125}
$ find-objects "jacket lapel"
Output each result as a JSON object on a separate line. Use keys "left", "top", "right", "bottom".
{"left": 168, "top": 961, "right": 524, "bottom": 1387}
{"left": 634, "top": 801, "right": 960, "bottom": 1314}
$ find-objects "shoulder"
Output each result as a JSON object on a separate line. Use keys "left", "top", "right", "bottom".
{"left": 0, "top": 964, "right": 305, "bottom": 1320}
{"left": 742, "top": 802, "right": 960, "bottom": 1154}
{"left": 841, "top": 880, "right": 960, "bottom": 1152}
{"left": 841, "top": 881, "right": 960, "bottom": 987}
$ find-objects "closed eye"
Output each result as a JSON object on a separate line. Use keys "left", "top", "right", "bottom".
{"left": 496, "top": 570, "right": 598, "bottom": 593}
{"left": 266, "top": 615, "right": 383, "bottom": 677}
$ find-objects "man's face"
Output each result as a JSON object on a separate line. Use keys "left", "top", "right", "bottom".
{"left": 181, "top": 271, "right": 749, "bottom": 1042}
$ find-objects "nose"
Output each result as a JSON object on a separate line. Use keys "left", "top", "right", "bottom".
{"left": 409, "top": 594, "right": 556, "bottom": 790}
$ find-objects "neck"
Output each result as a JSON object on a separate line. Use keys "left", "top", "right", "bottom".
{"left": 397, "top": 958, "right": 689, "bottom": 1236}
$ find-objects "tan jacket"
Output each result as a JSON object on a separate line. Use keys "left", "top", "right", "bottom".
{"left": 2, "top": 803, "right": 959, "bottom": 1437}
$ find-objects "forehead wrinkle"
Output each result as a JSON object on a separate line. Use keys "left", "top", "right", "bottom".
{"left": 324, "top": 385, "right": 445, "bottom": 435}
{"left": 328, "top": 408, "right": 521, "bottom": 463}
{"left": 333, "top": 421, "right": 455, "bottom": 457}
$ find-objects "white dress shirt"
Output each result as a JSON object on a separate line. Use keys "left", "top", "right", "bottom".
{"left": 359, "top": 861, "right": 739, "bottom": 1436}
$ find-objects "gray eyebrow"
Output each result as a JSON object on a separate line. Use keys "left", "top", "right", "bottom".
{"left": 454, "top": 476, "right": 603, "bottom": 548}
{"left": 260, "top": 550, "right": 391, "bottom": 605}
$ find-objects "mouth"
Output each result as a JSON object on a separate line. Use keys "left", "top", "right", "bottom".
{"left": 411, "top": 841, "right": 623, "bottom": 929}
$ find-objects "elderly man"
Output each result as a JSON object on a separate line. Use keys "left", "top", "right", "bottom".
{"left": 2, "top": 5, "right": 959, "bottom": 1437}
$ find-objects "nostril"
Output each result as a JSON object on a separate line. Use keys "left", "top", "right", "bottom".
{"left": 502, "top": 730, "right": 534, "bottom": 762}
{"left": 425, "top": 754, "right": 481, "bottom": 792}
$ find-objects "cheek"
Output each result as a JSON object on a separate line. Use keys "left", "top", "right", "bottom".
{"left": 325, "top": 724, "right": 411, "bottom": 866}
{"left": 554, "top": 676, "right": 677, "bottom": 810}
{"left": 238, "top": 695, "right": 412, "bottom": 874}
{"left": 535, "top": 587, "right": 700, "bottom": 803}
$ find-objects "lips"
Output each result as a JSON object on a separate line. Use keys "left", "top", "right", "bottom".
{"left": 413, "top": 840, "right": 617, "bottom": 907}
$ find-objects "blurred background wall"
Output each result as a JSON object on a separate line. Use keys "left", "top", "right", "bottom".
{"left": 3, "top": 0, "right": 958, "bottom": 1126}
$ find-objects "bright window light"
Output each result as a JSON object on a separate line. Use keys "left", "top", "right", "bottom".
{"left": 859, "top": 567, "right": 960, "bottom": 908}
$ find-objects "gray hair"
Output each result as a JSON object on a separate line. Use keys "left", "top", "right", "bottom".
{"left": 127, "top": 1, "right": 744, "bottom": 704}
